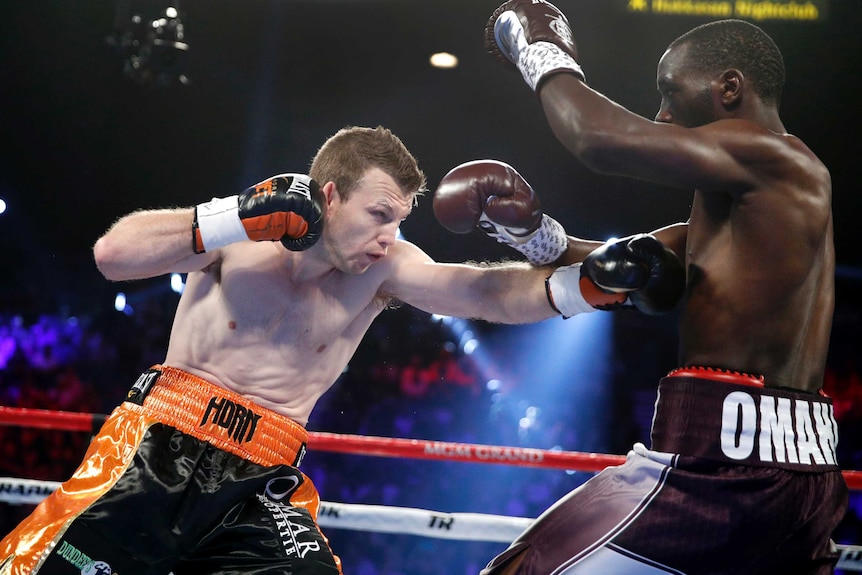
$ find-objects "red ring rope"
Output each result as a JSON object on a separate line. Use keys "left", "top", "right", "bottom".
{"left": 1, "top": 405, "right": 859, "bottom": 489}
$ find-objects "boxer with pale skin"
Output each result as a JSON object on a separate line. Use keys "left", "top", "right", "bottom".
{"left": 0, "top": 125, "right": 682, "bottom": 575}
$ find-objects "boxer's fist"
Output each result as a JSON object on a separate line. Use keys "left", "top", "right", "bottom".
{"left": 582, "top": 234, "right": 685, "bottom": 314}
{"left": 485, "top": 0, "right": 584, "bottom": 91}
{"left": 622, "top": 234, "right": 686, "bottom": 315}
{"left": 546, "top": 234, "right": 685, "bottom": 317}
{"left": 193, "top": 174, "right": 325, "bottom": 253}
{"left": 433, "top": 160, "right": 540, "bottom": 235}
{"left": 433, "top": 160, "right": 567, "bottom": 265}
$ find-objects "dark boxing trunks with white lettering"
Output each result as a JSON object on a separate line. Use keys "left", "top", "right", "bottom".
{"left": 0, "top": 366, "right": 342, "bottom": 575}
{"left": 482, "top": 367, "right": 849, "bottom": 575}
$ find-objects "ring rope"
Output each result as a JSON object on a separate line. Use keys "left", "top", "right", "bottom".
{"left": 0, "top": 477, "right": 860, "bottom": 571}
{"left": 1, "top": 406, "right": 860, "bottom": 488}
{"left": 0, "top": 406, "right": 625, "bottom": 472}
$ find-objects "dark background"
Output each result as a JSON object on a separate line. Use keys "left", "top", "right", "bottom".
{"left": 1, "top": 0, "right": 860, "bottom": 316}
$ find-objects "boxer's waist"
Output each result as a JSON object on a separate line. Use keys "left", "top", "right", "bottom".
{"left": 651, "top": 367, "right": 839, "bottom": 471}
{"left": 121, "top": 365, "right": 307, "bottom": 467}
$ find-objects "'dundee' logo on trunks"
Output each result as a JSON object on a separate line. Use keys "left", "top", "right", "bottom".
{"left": 720, "top": 390, "right": 838, "bottom": 466}
{"left": 200, "top": 396, "right": 262, "bottom": 443}
{"left": 55, "top": 540, "right": 114, "bottom": 575}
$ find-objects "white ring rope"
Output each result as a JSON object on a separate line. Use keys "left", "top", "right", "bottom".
{"left": 1, "top": 477, "right": 860, "bottom": 570}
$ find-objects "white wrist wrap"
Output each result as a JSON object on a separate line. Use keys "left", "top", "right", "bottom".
{"left": 519, "top": 215, "right": 569, "bottom": 265}
{"left": 546, "top": 263, "right": 596, "bottom": 318}
{"left": 518, "top": 42, "right": 585, "bottom": 92}
{"left": 481, "top": 214, "right": 568, "bottom": 265}
{"left": 195, "top": 195, "right": 246, "bottom": 252}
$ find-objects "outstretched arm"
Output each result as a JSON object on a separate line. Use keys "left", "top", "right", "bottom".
{"left": 432, "top": 158, "right": 688, "bottom": 270}
{"left": 381, "top": 241, "right": 558, "bottom": 325}
{"left": 383, "top": 226, "right": 686, "bottom": 324}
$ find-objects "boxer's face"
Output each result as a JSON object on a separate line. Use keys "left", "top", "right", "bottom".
{"left": 655, "top": 43, "right": 719, "bottom": 128}
{"left": 321, "top": 167, "right": 413, "bottom": 274}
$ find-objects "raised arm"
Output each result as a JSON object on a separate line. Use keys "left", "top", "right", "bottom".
{"left": 538, "top": 77, "right": 779, "bottom": 193}
{"left": 93, "top": 208, "right": 215, "bottom": 281}
{"left": 93, "top": 173, "right": 325, "bottom": 281}
{"left": 485, "top": 0, "right": 782, "bottom": 194}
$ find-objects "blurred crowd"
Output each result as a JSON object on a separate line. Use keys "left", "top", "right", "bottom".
{"left": 1, "top": 288, "right": 860, "bottom": 573}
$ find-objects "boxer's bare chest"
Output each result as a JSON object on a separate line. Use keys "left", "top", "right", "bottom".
{"left": 214, "top": 254, "right": 382, "bottom": 345}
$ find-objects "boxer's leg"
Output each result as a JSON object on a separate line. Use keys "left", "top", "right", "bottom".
{"left": 174, "top": 468, "right": 341, "bottom": 575}
{"left": 0, "top": 404, "right": 163, "bottom": 575}
{"left": 482, "top": 445, "right": 679, "bottom": 575}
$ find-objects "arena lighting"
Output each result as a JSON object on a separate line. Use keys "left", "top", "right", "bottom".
{"left": 402, "top": 228, "right": 614, "bottom": 451}
{"left": 482, "top": 313, "right": 615, "bottom": 453}
{"left": 107, "top": 1, "right": 190, "bottom": 87}
{"left": 429, "top": 52, "right": 458, "bottom": 69}
{"left": 170, "top": 272, "right": 185, "bottom": 294}
{"left": 429, "top": 311, "right": 614, "bottom": 455}
{"left": 0, "top": 198, "right": 7, "bottom": 215}
{"left": 113, "top": 292, "right": 132, "bottom": 315}
{"left": 111, "top": 275, "right": 183, "bottom": 316}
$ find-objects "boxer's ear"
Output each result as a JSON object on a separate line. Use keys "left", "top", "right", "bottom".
{"left": 719, "top": 68, "right": 743, "bottom": 109}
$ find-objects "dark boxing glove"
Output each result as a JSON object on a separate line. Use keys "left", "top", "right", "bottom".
{"left": 545, "top": 234, "right": 685, "bottom": 317}
{"left": 193, "top": 174, "right": 325, "bottom": 253}
{"left": 433, "top": 160, "right": 568, "bottom": 265}
{"left": 485, "top": 0, "right": 584, "bottom": 91}
{"left": 622, "top": 234, "right": 686, "bottom": 315}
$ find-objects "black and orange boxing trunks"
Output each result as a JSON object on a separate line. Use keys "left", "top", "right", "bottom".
{"left": 482, "top": 367, "right": 848, "bottom": 575}
{"left": 0, "top": 366, "right": 342, "bottom": 575}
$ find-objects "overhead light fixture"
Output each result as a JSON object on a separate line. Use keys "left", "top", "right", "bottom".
{"left": 430, "top": 52, "right": 458, "bottom": 69}
{"left": 107, "top": 2, "right": 190, "bottom": 87}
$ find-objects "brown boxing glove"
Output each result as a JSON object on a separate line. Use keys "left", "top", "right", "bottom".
{"left": 433, "top": 160, "right": 568, "bottom": 265}
{"left": 485, "top": 0, "right": 585, "bottom": 91}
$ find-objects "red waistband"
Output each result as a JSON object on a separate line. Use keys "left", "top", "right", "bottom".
{"left": 667, "top": 366, "right": 765, "bottom": 387}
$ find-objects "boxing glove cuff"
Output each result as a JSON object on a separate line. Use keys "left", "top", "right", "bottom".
{"left": 518, "top": 42, "right": 585, "bottom": 92}
{"left": 545, "top": 264, "right": 597, "bottom": 318}
{"left": 485, "top": 214, "right": 567, "bottom": 265}
{"left": 193, "top": 195, "right": 247, "bottom": 253}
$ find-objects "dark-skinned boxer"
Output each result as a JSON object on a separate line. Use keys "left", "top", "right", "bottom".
{"left": 470, "top": 2, "right": 848, "bottom": 574}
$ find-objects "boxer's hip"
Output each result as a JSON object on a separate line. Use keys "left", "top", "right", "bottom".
{"left": 651, "top": 366, "right": 839, "bottom": 471}
{"left": 122, "top": 365, "right": 308, "bottom": 467}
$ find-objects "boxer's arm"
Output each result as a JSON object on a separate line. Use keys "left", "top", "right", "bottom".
{"left": 95, "top": 174, "right": 324, "bottom": 281}
{"left": 432, "top": 159, "right": 688, "bottom": 268}
{"left": 539, "top": 77, "right": 769, "bottom": 193}
{"left": 433, "top": 160, "right": 569, "bottom": 265}
{"left": 555, "top": 222, "right": 688, "bottom": 267}
{"left": 485, "top": 2, "right": 771, "bottom": 194}
{"left": 381, "top": 241, "right": 560, "bottom": 324}
{"left": 193, "top": 173, "right": 324, "bottom": 253}
{"left": 93, "top": 208, "right": 218, "bottom": 281}
{"left": 552, "top": 236, "right": 604, "bottom": 266}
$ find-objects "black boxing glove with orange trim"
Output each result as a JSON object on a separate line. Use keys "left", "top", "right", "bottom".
{"left": 193, "top": 173, "right": 325, "bottom": 253}
{"left": 545, "top": 234, "right": 685, "bottom": 317}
